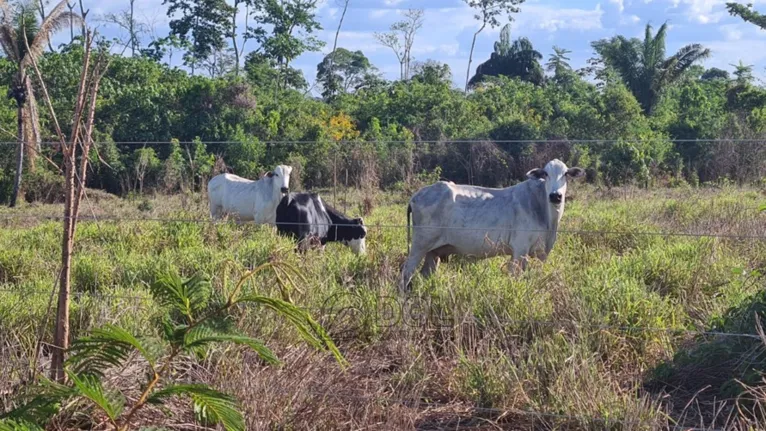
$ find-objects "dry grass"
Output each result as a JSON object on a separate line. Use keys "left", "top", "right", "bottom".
{"left": 0, "top": 183, "right": 765, "bottom": 429}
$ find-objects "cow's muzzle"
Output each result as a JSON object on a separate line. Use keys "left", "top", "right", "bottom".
{"left": 549, "top": 192, "right": 562, "bottom": 204}
{"left": 280, "top": 187, "right": 289, "bottom": 194}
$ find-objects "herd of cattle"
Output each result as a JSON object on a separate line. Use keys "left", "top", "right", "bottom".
{"left": 207, "top": 159, "right": 585, "bottom": 291}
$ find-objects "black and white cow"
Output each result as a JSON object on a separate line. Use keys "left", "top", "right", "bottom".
{"left": 275, "top": 192, "right": 367, "bottom": 254}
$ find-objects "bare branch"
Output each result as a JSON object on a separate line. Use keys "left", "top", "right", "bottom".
{"left": 374, "top": 9, "right": 424, "bottom": 80}
{"left": 22, "top": 29, "right": 66, "bottom": 149}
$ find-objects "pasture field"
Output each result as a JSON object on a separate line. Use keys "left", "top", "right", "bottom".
{"left": 1, "top": 184, "right": 766, "bottom": 430}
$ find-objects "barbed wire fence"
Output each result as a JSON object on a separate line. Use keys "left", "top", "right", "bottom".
{"left": 6, "top": 137, "right": 766, "bottom": 210}
{"left": 4, "top": 138, "right": 766, "bottom": 144}
{"left": 0, "top": 139, "right": 765, "bottom": 429}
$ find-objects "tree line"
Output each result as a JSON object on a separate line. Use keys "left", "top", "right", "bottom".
{"left": 1, "top": 0, "right": 766, "bottom": 205}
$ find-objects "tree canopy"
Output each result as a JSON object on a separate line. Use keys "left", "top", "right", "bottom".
{"left": 0, "top": 4, "right": 764, "bottom": 204}
{"left": 592, "top": 23, "right": 710, "bottom": 115}
{"left": 468, "top": 24, "right": 544, "bottom": 87}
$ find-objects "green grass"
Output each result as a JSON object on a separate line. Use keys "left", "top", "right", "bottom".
{"left": 1, "top": 184, "right": 765, "bottom": 429}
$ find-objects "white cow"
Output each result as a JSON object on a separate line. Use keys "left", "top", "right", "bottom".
{"left": 207, "top": 165, "right": 293, "bottom": 224}
{"left": 399, "top": 159, "right": 584, "bottom": 291}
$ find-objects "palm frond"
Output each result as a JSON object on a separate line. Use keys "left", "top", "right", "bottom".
{"left": 147, "top": 384, "right": 244, "bottom": 431}
{"left": 0, "top": 377, "right": 75, "bottom": 424}
{"left": 160, "top": 315, "right": 189, "bottom": 346}
{"left": 611, "top": 38, "right": 642, "bottom": 87}
{"left": 658, "top": 43, "right": 710, "bottom": 84}
{"left": 642, "top": 22, "right": 654, "bottom": 64}
{"left": 0, "top": 0, "right": 14, "bottom": 32}
{"left": 13, "top": 6, "right": 38, "bottom": 61}
{"left": 236, "top": 294, "right": 347, "bottom": 367}
{"left": 0, "top": 420, "right": 44, "bottom": 431}
{"left": 0, "top": 25, "right": 17, "bottom": 61}
{"left": 66, "top": 324, "right": 158, "bottom": 377}
{"left": 150, "top": 272, "right": 211, "bottom": 323}
{"left": 644, "top": 22, "right": 668, "bottom": 69}
{"left": 67, "top": 371, "right": 125, "bottom": 422}
{"left": 183, "top": 325, "right": 279, "bottom": 365}
{"left": 22, "top": 4, "right": 80, "bottom": 69}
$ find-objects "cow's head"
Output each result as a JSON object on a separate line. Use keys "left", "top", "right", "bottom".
{"left": 344, "top": 217, "right": 367, "bottom": 255}
{"left": 267, "top": 165, "right": 293, "bottom": 196}
{"left": 526, "top": 159, "right": 584, "bottom": 207}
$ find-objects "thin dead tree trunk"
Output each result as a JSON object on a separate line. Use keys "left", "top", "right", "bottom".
{"left": 231, "top": 0, "right": 240, "bottom": 76}
{"left": 129, "top": 0, "right": 136, "bottom": 56}
{"left": 78, "top": 0, "right": 88, "bottom": 35}
{"left": 10, "top": 78, "right": 25, "bottom": 208}
{"left": 344, "top": 167, "right": 348, "bottom": 214}
{"left": 333, "top": 151, "right": 337, "bottom": 207}
{"left": 465, "top": 21, "right": 486, "bottom": 92}
{"left": 25, "top": 29, "right": 107, "bottom": 383}
{"left": 26, "top": 80, "right": 42, "bottom": 168}
{"left": 54, "top": 126, "right": 77, "bottom": 384}
{"left": 67, "top": 2, "right": 74, "bottom": 42}
{"left": 327, "top": 0, "right": 350, "bottom": 89}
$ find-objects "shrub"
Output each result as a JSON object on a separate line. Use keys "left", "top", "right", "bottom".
{"left": 22, "top": 169, "right": 65, "bottom": 204}
{"left": 0, "top": 264, "right": 345, "bottom": 430}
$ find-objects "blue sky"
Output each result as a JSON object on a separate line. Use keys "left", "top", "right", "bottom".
{"left": 74, "top": 0, "right": 766, "bottom": 94}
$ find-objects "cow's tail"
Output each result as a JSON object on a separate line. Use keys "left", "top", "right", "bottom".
{"left": 406, "top": 203, "right": 412, "bottom": 254}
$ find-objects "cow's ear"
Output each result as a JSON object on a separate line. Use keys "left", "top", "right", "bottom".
{"left": 566, "top": 167, "right": 585, "bottom": 179}
{"left": 356, "top": 217, "right": 364, "bottom": 225}
{"left": 526, "top": 168, "right": 548, "bottom": 180}
{"left": 266, "top": 171, "right": 274, "bottom": 178}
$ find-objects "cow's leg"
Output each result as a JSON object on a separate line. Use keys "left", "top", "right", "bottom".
{"left": 210, "top": 205, "right": 221, "bottom": 220}
{"left": 506, "top": 256, "right": 529, "bottom": 275}
{"left": 399, "top": 247, "right": 428, "bottom": 293}
{"left": 420, "top": 251, "right": 440, "bottom": 278}
{"left": 296, "top": 238, "right": 308, "bottom": 253}
{"left": 530, "top": 246, "right": 548, "bottom": 262}
{"left": 506, "top": 235, "right": 534, "bottom": 276}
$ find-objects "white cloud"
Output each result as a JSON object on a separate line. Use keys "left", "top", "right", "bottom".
{"left": 720, "top": 24, "right": 743, "bottom": 41}
{"left": 369, "top": 9, "right": 390, "bottom": 19}
{"left": 516, "top": 3, "right": 605, "bottom": 32}
{"left": 383, "top": 0, "right": 406, "bottom": 5}
{"left": 620, "top": 14, "right": 641, "bottom": 24}
{"left": 321, "top": 30, "right": 387, "bottom": 55}
{"left": 439, "top": 43, "right": 460, "bottom": 56}
{"left": 704, "top": 39, "right": 766, "bottom": 73}
{"left": 610, "top": 0, "right": 625, "bottom": 13}
{"left": 666, "top": 0, "right": 748, "bottom": 24}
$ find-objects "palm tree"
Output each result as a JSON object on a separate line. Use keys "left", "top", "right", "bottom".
{"left": 546, "top": 46, "right": 572, "bottom": 77}
{"left": 730, "top": 60, "right": 754, "bottom": 85}
{"left": 592, "top": 22, "right": 710, "bottom": 115}
{"left": 0, "top": 0, "right": 80, "bottom": 207}
{"left": 468, "top": 23, "right": 544, "bottom": 87}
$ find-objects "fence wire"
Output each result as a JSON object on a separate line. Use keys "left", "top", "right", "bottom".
{"left": 1, "top": 287, "right": 764, "bottom": 341}
{"left": 3, "top": 138, "right": 766, "bottom": 145}
{"left": 0, "top": 213, "right": 764, "bottom": 240}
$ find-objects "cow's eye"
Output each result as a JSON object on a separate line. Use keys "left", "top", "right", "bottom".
{"left": 273, "top": 173, "right": 279, "bottom": 177}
